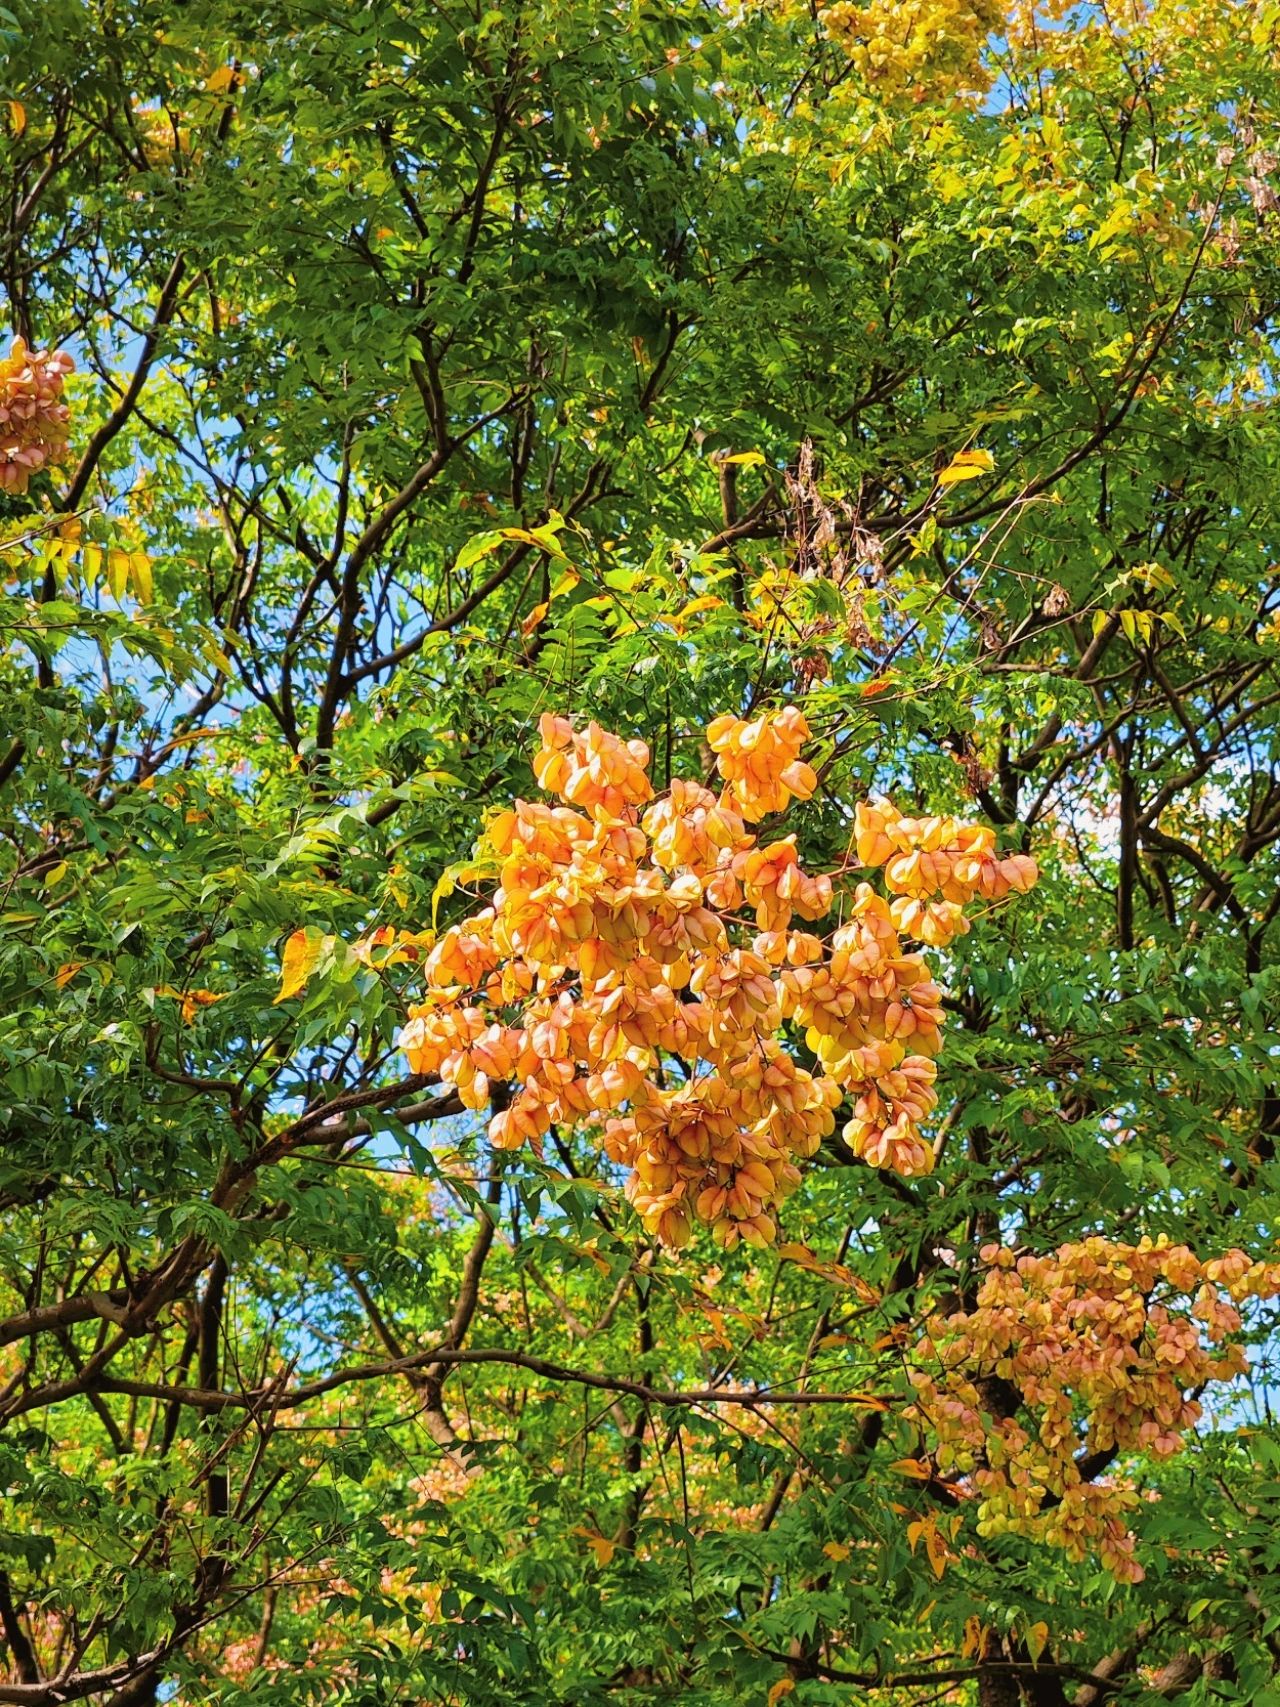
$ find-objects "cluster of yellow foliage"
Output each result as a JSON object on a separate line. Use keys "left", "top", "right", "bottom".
{"left": 911, "top": 1238, "right": 1280, "bottom": 1578}
{"left": 398, "top": 708, "right": 1036, "bottom": 1248}
{"left": 819, "top": 0, "right": 1005, "bottom": 99}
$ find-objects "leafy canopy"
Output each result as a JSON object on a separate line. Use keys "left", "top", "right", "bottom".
{"left": 2, "top": 0, "right": 1280, "bottom": 1701}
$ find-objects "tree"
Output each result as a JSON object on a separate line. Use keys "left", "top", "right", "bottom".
{"left": 2, "top": 0, "right": 1280, "bottom": 1700}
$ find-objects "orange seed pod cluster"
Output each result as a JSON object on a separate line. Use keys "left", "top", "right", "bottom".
{"left": 397, "top": 709, "right": 1037, "bottom": 1248}
{"left": 0, "top": 337, "right": 75, "bottom": 495}
{"left": 855, "top": 799, "right": 1037, "bottom": 947}
{"left": 910, "top": 1237, "right": 1280, "bottom": 1580}
{"left": 705, "top": 705, "right": 818, "bottom": 820}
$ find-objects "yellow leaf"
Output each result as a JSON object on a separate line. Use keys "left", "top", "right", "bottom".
{"left": 1131, "top": 560, "right": 1175, "bottom": 592}
{"left": 1026, "top": 1621, "right": 1049, "bottom": 1666}
{"left": 107, "top": 547, "right": 130, "bottom": 600}
{"left": 718, "top": 450, "right": 766, "bottom": 467}
{"left": 500, "top": 526, "right": 557, "bottom": 553}
{"left": 767, "top": 1681, "right": 796, "bottom": 1706}
{"left": 202, "top": 637, "right": 235, "bottom": 675}
{"left": 521, "top": 601, "right": 549, "bottom": 635}
{"left": 81, "top": 544, "right": 104, "bottom": 584}
{"left": 43, "top": 860, "right": 68, "bottom": 888}
{"left": 129, "top": 550, "right": 153, "bottom": 603}
{"left": 937, "top": 447, "right": 995, "bottom": 486}
{"left": 8, "top": 100, "right": 25, "bottom": 136}
{"left": 54, "top": 962, "right": 85, "bottom": 989}
{"left": 498, "top": 512, "right": 569, "bottom": 559}
{"left": 204, "top": 65, "right": 237, "bottom": 93}
{"left": 352, "top": 925, "right": 433, "bottom": 969}
{"left": 573, "top": 1241, "right": 612, "bottom": 1275}
{"left": 274, "top": 927, "right": 329, "bottom": 1004}
{"left": 431, "top": 854, "right": 500, "bottom": 928}
{"left": 572, "top": 1527, "right": 616, "bottom": 1567}
{"left": 822, "top": 1541, "right": 851, "bottom": 1562}
{"left": 671, "top": 595, "right": 725, "bottom": 628}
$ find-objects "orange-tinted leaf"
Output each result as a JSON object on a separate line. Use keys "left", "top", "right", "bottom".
{"left": 572, "top": 1527, "right": 616, "bottom": 1567}
{"left": 907, "top": 1513, "right": 950, "bottom": 1579}
{"left": 54, "top": 962, "right": 85, "bottom": 989}
{"left": 572, "top": 1242, "right": 612, "bottom": 1275}
{"left": 776, "top": 1242, "right": 879, "bottom": 1301}
{"left": 822, "top": 1541, "right": 851, "bottom": 1562}
{"left": 156, "top": 985, "right": 226, "bottom": 1024}
{"left": 889, "top": 1458, "right": 934, "bottom": 1480}
{"left": 873, "top": 1326, "right": 912, "bottom": 1350}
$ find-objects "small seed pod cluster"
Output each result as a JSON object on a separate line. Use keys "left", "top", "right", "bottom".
{"left": 909, "top": 1236, "right": 1280, "bottom": 1580}
{"left": 0, "top": 338, "right": 75, "bottom": 495}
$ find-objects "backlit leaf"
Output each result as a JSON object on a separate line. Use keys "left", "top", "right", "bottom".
{"left": 274, "top": 928, "right": 330, "bottom": 1004}
{"left": 937, "top": 447, "right": 995, "bottom": 486}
